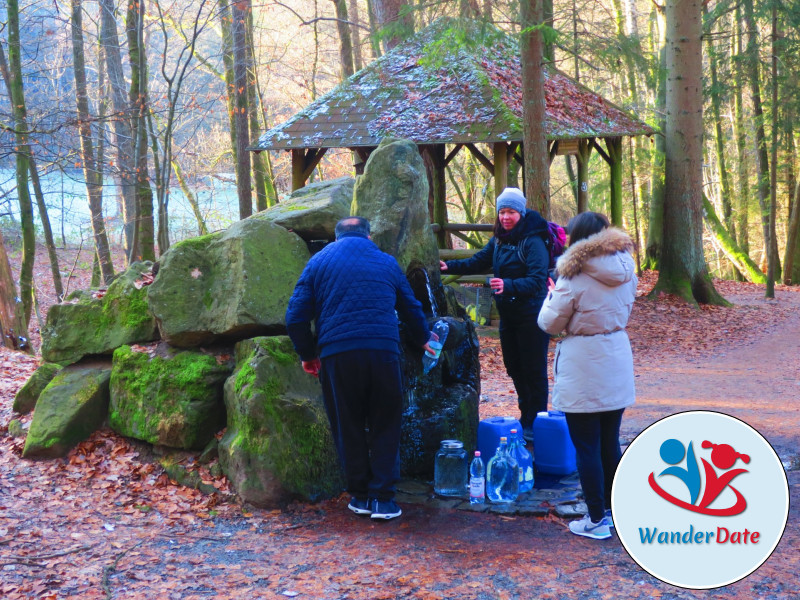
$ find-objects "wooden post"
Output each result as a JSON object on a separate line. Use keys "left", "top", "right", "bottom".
{"left": 606, "top": 137, "right": 623, "bottom": 226}
{"left": 291, "top": 148, "right": 305, "bottom": 191}
{"left": 430, "top": 145, "right": 448, "bottom": 248}
{"left": 493, "top": 142, "right": 508, "bottom": 197}
{"left": 291, "top": 147, "right": 328, "bottom": 191}
{"left": 576, "top": 138, "right": 592, "bottom": 213}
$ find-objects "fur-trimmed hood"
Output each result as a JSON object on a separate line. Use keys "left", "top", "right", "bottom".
{"left": 556, "top": 227, "right": 634, "bottom": 280}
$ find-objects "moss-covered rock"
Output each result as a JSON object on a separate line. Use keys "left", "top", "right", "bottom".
{"left": 22, "top": 362, "right": 111, "bottom": 458}
{"left": 353, "top": 138, "right": 439, "bottom": 274}
{"left": 13, "top": 362, "right": 63, "bottom": 414}
{"left": 109, "top": 345, "right": 232, "bottom": 450}
{"left": 352, "top": 137, "right": 446, "bottom": 317}
{"left": 40, "top": 262, "right": 159, "bottom": 365}
{"left": 218, "top": 336, "right": 343, "bottom": 507}
{"left": 251, "top": 176, "right": 353, "bottom": 241}
{"left": 147, "top": 219, "right": 310, "bottom": 347}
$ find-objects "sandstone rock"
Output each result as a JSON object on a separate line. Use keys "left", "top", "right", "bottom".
{"left": 109, "top": 345, "right": 232, "bottom": 450}
{"left": 146, "top": 219, "right": 309, "bottom": 347}
{"left": 252, "top": 176, "right": 353, "bottom": 241}
{"left": 40, "top": 262, "right": 158, "bottom": 365}
{"left": 13, "top": 362, "right": 63, "bottom": 414}
{"left": 218, "top": 337, "right": 343, "bottom": 507}
{"left": 23, "top": 361, "right": 111, "bottom": 458}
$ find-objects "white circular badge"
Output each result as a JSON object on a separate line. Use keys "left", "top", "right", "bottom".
{"left": 612, "top": 411, "right": 789, "bottom": 589}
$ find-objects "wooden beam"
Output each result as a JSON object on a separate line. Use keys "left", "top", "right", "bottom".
{"left": 301, "top": 148, "right": 328, "bottom": 181}
{"left": 493, "top": 142, "right": 508, "bottom": 196}
{"left": 576, "top": 139, "right": 592, "bottom": 213}
{"left": 426, "top": 145, "right": 448, "bottom": 248}
{"left": 465, "top": 143, "right": 494, "bottom": 173}
{"left": 439, "top": 248, "right": 480, "bottom": 260}
{"left": 291, "top": 149, "right": 305, "bottom": 191}
{"left": 589, "top": 138, "right": 611, "bottom": 164}
{"left": 606, "top": 137, "right": 623, "bottom": 226}
{"left": 291, "top": 147, "right": 329, "bottom": 190}
{"left": 548, "top": 140, "right": 559, "bottom": 165}
{"left": 444, "top": 144, "right": 463, "bottom": 166}
{"left": 431, "top": 223, "right": 493, "bottom": 232}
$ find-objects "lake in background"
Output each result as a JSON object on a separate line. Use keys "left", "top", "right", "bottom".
{"left": 0, "top": 168, "right": 243, "bottom": 246}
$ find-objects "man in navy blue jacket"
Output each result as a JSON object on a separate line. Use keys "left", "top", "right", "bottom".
{"left": 286, "top": 216, "right": 433, "bottom": 520}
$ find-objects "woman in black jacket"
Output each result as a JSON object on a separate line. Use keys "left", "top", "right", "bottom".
{"left": 440, "top": 187, "right": 551, "bottom": 439}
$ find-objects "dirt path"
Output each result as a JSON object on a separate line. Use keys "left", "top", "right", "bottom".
{"left": 624, "top": 289, "right": 800, "bottom": 464}
{"left": 1, "top": 284, "right": 799, "bottom": 599}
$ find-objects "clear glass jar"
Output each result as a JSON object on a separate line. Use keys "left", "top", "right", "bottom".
{"left": 434, "top": 440, "right": 468, "bottom": 497}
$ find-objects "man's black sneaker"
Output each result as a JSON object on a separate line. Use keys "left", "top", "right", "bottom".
{"left": 347, "top": 497, "right": 372, "bottom": 515}
{"left": 369, "top": 499, "right": 402, "bottom": 520}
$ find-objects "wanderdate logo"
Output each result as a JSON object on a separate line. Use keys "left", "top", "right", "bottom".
{"left": 612, "top": 411, "right": 789, "bottom": 589}
{"left": 648, "top": 438, "right": 750, "bottom": 516}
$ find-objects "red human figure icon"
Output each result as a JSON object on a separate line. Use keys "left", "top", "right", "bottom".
{"left": 697, "top": 441, "right": 750, "bottom": 513}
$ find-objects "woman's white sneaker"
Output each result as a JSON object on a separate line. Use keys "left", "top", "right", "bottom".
{"left": 569, "top": 514, "right": 612, "bottom": 540}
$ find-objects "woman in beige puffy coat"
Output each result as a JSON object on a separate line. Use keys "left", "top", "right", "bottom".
{"left": 537, "top": 212, "right": 637, "bottom": 540}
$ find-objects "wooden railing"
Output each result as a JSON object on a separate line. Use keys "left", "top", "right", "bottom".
{"left": 433, "top": 223, "right": 492, "bottom": 285}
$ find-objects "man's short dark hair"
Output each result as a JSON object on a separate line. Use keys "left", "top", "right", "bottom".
{"left": 335, "top": 216, "right": 370, "bottom": 239}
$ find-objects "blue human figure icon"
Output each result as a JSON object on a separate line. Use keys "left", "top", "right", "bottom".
{"left": 658, "top": 438, "right": 701, "bottom": 505}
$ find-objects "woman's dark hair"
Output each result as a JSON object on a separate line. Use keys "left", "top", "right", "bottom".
{"left": 566, "top": 211, "right": 610, "bottom": 244}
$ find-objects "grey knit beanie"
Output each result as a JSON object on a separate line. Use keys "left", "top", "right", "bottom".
{"left": 496, "top": 187, "right": 527, "bottom": 216}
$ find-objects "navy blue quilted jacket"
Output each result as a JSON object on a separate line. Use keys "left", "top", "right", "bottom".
{"left": 285, "top": 233, "right": 430, "bottom": 360}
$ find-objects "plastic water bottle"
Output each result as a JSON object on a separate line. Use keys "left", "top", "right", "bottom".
{"left": 422, "top": 320, "right": 449, "bottom": 374}
{"left": 469, "top": 451, "right": 485, "bottom": 504}
{"left": 509, "top": 429, "right": 534, "bottom": 494}
{"left": 486, "top": 437, "right": 519, "bottom": 503}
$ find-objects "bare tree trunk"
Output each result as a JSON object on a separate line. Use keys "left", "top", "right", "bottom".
{"left": 72, "top": 0, "right": 115, "bottom": 283}
{"left": 219, "top": 0, "right": 238, "bottom": 170}
{"left": 653, "top": 0, "right": 725, "bottom": 305}
{"left": 349, "top": 0, "right": 364, "bottom": 71}
{"left": 520, "top": 0, "right": 550, "bottom": 217}
{"left": 371, "top": 0, "right": 414, "bottom": 52}
{"left": 732, "top": 5, "right": 749, "bottom": 260}
{"left": 4, "top": 0, "right": 35, "bottom": 336}
{"left": 766, "top": 4, "right": 778, "bottom": 296}
{"left": 644, "top": 1, "right": 666, "bottom": 270}
{"left": 126, "top": 0, "right": 155, "bottom": 261}
{"left": 742, "top": 0, "right": 776, "bottom": 278}
{"left": 232, "top": 0, "right": 252, "bottom": 218}
{"left": 0, "top": 229, "right": 29, "bottom": 351}
{"left": 0, "top": 43, "right": 63, "bottom": 300}
{"left": 785, "top": 179, "right": 800, "bottom": 285}
{"left": 704, "top": 3, "right": 739, "bottom": 280}
{"left": 331, "top": 0, "right": 355, "bottom": 79}
{"left": 100, "top": 0, "right": 137, "bottom": 262}
{"left": 245, "top": 5, "right": 269, "bottom": 211}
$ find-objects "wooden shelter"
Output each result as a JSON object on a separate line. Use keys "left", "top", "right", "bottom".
{"left": 251, "top": 18, "right": 654, "bottom": 245}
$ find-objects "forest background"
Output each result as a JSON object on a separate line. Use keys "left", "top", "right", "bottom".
{"left": 2, "top": 0, "right": 800, "bottom": 351}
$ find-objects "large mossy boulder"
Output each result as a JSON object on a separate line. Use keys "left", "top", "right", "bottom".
{"left": 109, "top": 345, "right": 232, "bottom": 449}
{"left": 253, "top": 176, "right": 353, "bottom": 241}
{"left": 40, "top": 262, "right": 159, "bottom": 365}
{"left": 219, "top": 336, "right": 343, "bottom": 507}
{"left": 352, "top": 137, "right": 439, "bottom": 272}
{"left": 22, "top": 362, "right": 111, "bottom": 458}
{"left": 13, "top": 363, "right": 63, "bottom": 414}
{"left": 353, "top": 137, "right": 446, "bottom": 315}
{"left": 147, "top": 219, "right": 310, "bottom": 347}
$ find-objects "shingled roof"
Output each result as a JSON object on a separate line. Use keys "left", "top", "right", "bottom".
{"left": 254, "top": 18, "right": 653, "bottom": 152}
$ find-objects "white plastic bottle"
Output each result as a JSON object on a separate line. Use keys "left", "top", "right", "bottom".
{"left": 469, "top": 451, "right": 485, "bottom": 504}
